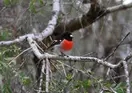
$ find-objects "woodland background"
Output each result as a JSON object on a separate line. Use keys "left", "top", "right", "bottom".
{"left": 0, "top": 0, "right": 132, "bottom": 93}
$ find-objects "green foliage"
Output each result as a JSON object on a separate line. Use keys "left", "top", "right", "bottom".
{"left": 66, "top": 73, "right": 73, "bottom": 81}
{"left": 3, "top": 0, "right": 18, "bottom": 7}
{"left": 114, "top": 82, "right": 126, "bottom": 93}
{"left": 68, "top": 77, "right": 129, "bottom": 93}
{"left": 29, "top": 0, "right": 37, "bottom": 13}
{"left": 74, "top": 79, "right": 92, "bottom": 90}
{"left": 29, "top": 0, "right": 45, "bottom": 13}
{"left": 0, "top": 32, "right": 20, "bottom": 93}
{"left": 19, "top": 72, "right": 31, "bottom": 86}
{"left": 82, "top": 79, "right": 92, "bottom": 89}
{"left": 1, "top": 80, "right": 12, "bottom": 93}
{"left": 0, "top": 58, "right": 13, "bottom": 93}
{"left": 38, "top": 0, "right": 44, "bottom": 6}
{"left": 3, "top": 0, "right": 10, "bottom": 6}
{"left": 0, "top": 29, "right": 12, "bottom": 40}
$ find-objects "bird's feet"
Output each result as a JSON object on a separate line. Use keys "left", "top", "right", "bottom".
{"left": 59, "top": 52, "right": 69, "bottom": 57}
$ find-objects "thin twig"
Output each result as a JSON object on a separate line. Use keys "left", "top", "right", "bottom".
{"left": 38, "top": 60, "right": 45, "bottom": 93}
{"left": 8, "top": 47, "right": 31, "bottom": 65}
{"left": 45, "top": 58, "right": 50, "bottom": 93}
{"left": 28, "top": 37, "right": 121, "bottom": 69}
{"left": 105, "top": 32, "right": 130, "bottom": 60}
{"left": 0, "top": 0, "right": 60, "bottom": 46}
{"left": 122, "top": 60, "right": 130, "bottom": 93}
{"left": 125, "top": 53, "right": 132, "bottom": 61}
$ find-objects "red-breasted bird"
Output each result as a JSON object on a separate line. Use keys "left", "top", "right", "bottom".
{"left": 47, "top": 32, "right": 73, "bottom": 55}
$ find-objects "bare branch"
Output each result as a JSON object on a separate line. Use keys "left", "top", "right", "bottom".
{"left": 107, "top": 2, "right": 132, "bottom": 13}
{"left": 27, "top": 37, "right": 121, "bottom": 69}
{"left": 0, "top": 34, "right": 34, "bottom": 46}
{"left": 122, "top": 61, "right": 130, "bottom": 93}
{"left": 0, "top": 0, "right": 60, "bottom": 46}
{"left": 38, "top": 60, "right": 45, "bottom": 93}
{"left": 41, "top": 54, "right": 121, "bottom": 68}
{"left": 105, "top": 32, "right": 130, "bottom": 60}
{"left": 1, "top": 2, "right": 132, "bottom": 46}
{"left": 125, "top": 53, "right": 132, "bottom": 61}
{"left": 45, "top": 58, "right": 50, "bottom": 93}
{"left": 53, "top": 2, "right": 132, "bottom": 35}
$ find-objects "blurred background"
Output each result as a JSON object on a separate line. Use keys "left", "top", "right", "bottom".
{"left": 0, "top": 0, "right": 132, "bottom": 93}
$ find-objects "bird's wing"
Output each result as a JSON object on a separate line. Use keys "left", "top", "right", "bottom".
{"left": 46, "top": 40, "right": 62, "bottom": 50}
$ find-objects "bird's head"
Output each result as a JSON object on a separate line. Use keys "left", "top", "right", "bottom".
{"left": 62, "top": 32, "right": 73, "bottom": 41}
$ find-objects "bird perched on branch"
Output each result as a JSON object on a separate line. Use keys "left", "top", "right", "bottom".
{"left": 47, "top": 32, "right": 74, "bottom": 55}
{"left": 33, "top": 32, "right": 73, "bottom": 84}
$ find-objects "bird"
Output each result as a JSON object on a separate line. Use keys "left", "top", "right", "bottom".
{"left": 32, "top": 32, "right": 74, "bottom": 84}
{"left": 47, "top": 32, "right": 73, "bottom": 55}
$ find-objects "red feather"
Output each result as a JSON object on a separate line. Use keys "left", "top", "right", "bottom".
{"left": 60, "top": 39, "right": 73, "bottom": 51}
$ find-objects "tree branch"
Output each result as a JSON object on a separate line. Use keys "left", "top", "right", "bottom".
{"left": 107, "top": 2, "right": 132, "bottom": 13}
{"left": 27, "top": 37, "right": 121, "bottom": 69}
{"left": 45, "top": 58, "right": 50, "bottom": 93}
{"left": 1, "top": 2, "right": 132, "bottom": 46}
{"left": 0, "top": 0, "right": 60, "bottom": 46}
{"left": 53, "top": 2, "right": 132, "bottom": 35}
{"left": 38, "top": 60, "right": 45, "bottom": 93}
{"left": 122, "top": 60, "right": 130, "bottom": 93}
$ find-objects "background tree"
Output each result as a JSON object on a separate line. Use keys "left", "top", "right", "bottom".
{"left": 0, "top": 0, "right": 132, "bottom": 93}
